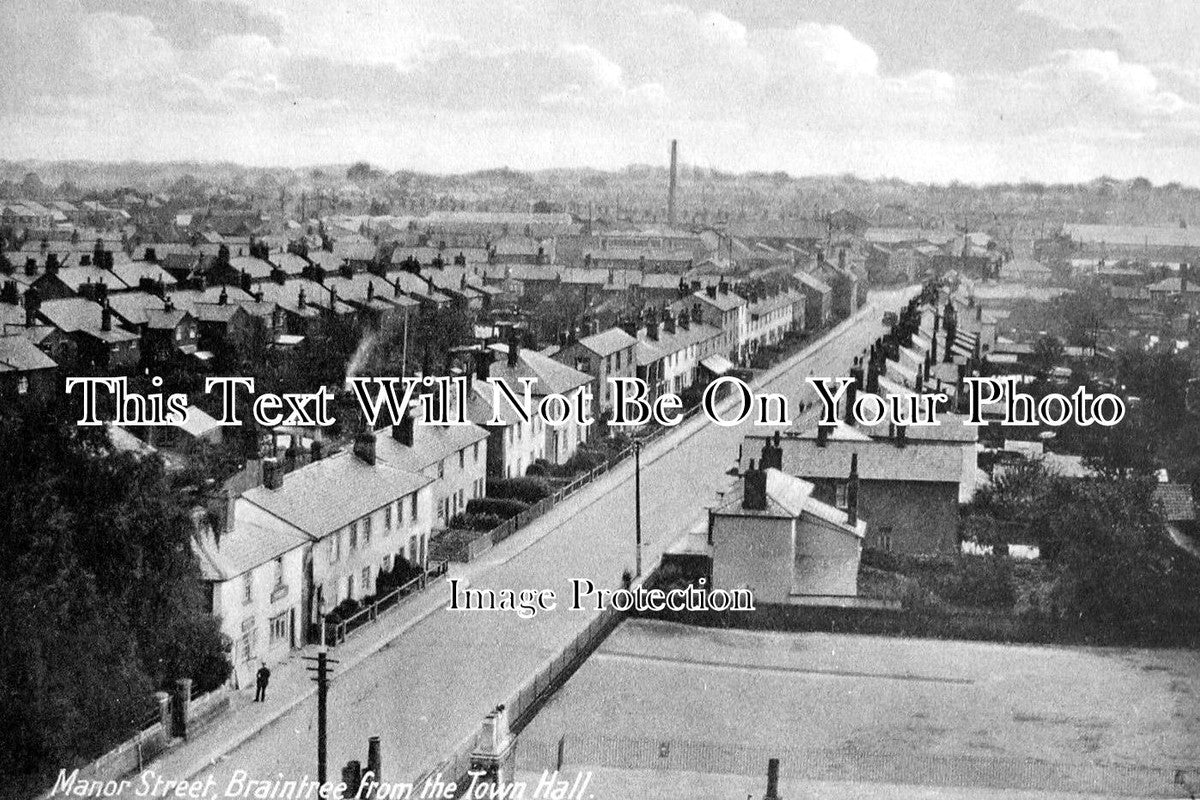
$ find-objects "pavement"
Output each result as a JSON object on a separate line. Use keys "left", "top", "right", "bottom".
{"left": 134, "top": 288, "right": 918, "bottom": 792}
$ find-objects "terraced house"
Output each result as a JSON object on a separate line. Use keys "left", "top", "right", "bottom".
{"left": 193, "top": 433, "right": 435, "bottom": 687}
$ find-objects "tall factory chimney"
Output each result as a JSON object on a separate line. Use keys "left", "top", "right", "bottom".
{"left": 667, "top": 139, "right": 678, "bottom": 227}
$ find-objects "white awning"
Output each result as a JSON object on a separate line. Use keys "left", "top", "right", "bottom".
{"left": 701, "top": 355, "right": 734, "bottom": 375}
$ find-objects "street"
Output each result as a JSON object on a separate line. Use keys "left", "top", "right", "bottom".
{"left": 161, "top": 288, "right": 914, "bottom": 788}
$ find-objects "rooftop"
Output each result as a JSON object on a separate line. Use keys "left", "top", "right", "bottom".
{"left": 242, "top": 449, "right": 433, "bottom": 539}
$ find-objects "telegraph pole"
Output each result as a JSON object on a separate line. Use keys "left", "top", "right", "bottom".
{"left": 634, "top": 438, "right": 643, "bottom": 577}
{"left": 303, "top": 620, "right": 339, "bottom": 786}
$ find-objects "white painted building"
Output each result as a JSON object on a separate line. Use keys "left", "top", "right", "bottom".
{"left": 708, "top": 453, "right": 865, "bottom": 604}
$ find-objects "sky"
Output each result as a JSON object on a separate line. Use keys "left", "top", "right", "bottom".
{"left": 2, "top": 0, "right": 1200, "bottom": 184}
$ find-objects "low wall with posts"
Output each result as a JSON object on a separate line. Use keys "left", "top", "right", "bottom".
{"left": 36, "top": 683, "right": 230, "bottom": 799}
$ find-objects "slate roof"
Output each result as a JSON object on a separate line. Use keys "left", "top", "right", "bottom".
{"left": 51, "top": 266, "right": 130, "bottom": 293}
{"left": 693, "top": 289, "right": 746, "bottom": 312}
{"left": 488, "top": 342, "right": 592, "bottom": 395}
{"left": 0, "top": 334, "right": 57, "bottom": 371}
{"left": 746, "top": 434, "right": 964, "bottom": 484}
{"left": 111, "top": 261, "right": 177, "bottom": 289}
{"left": 713, "top": 469, "right": 866, "bottom": 537}
{"left": 241, "top": 450, "right": 433, "bottom": 539}
{"left": 193, "top": 518, "right": 309, "bottom": 582}
{"left": 146, "top": 308, "right": 190, "bottom": 330}
{"left": 269, "top": 252, "right": 309, "bottom": 275}
{"left": 577, "top": 327, "right": 638, "bottom": 358}
{"left": 375, "top": 416, "right": 489, "bottom": 473}
{"left": 38, "top": 298, "right": 139, "bottom": 342}
{"left": 107, "top": 291, "right": 166, "bottom": 326}
{"left": 794, "top": 271, "right": 833, "bottom": 293}
{"left": 228, "top": 255, "right": 274, "bottom": 281}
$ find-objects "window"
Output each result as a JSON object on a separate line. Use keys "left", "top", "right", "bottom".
{"left": 346, "top": 574, "right": 355, "bottom": 600}
{"left": 834, "top": 483, "right": 848, "bottom": 509}
{"left": 459, "top": 450, "right": 465, "bottom": 470}
{"left": 384, "top": 504, "right": 392, "bottom": 531}
{"left": 242, "top": 572, "right": 253, "bottom": 605}
{"left": 349, "top": 521, "right": 358, "bottom": 551}
{"left": 361, "top": 567, "right": 371, "bottom": 595}
{"left": 409, "top": 535, "right": 418, "bottom": 562}
{"left": 17, "top": 377, "right": 28, "bottom": 395}
{"left": 269, "top": 612, "right": 288, "bottom": 644}
{"left": 474, "top": 442, "right": 481, "bottom": 463}
{"left": 410, "top": 494, "right": 417, "bottom": 520}
{"left": 438, "top": 459, "right": 445, "bottom": 479}
{"left": 273, "top": 557, "right": 283, "bottom": 586}
{"left": 239, "top": 620, "right": 257, "bottom": 663}
{"left": 362, "top": 515, "right": 372, "bottom": 546}
{"left": 331, "top": 531, "right": 341, "bottom": 563}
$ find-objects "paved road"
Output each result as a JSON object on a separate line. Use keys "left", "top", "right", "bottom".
{"left": 172, "top": 288, "right": 914, "bottom": 791}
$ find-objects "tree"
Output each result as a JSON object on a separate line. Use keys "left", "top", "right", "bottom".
{"left": 20, "top": 171, "right": 44, "bottom": 199}
{"left": 965, "top": 459, "right": 1200, "bottom": 632}
{"left": 347, "top": 161, "right": 379, "bottom": 182}
{"left": 0, "top": 397, "right": 230, "bottom": 786}
{"left": 1032, "top": 334, "right": 1063, "bottom": 377}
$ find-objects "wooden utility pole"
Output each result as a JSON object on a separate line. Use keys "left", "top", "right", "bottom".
{"left": 303, "top": 629, "right": 338, "bottom": 786}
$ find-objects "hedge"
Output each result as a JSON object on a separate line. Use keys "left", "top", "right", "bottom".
{"left": 487, "top": 476, "right": 552, "bottom": 504}
{"left": 466, "top": 497, "right": 530, "bottom": 519}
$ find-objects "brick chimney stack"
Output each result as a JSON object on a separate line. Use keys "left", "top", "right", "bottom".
{"left": 393, "top": 411, "right": 415, "bottom": 447}
{"left": 101, "top": 303, "right": 112, "bottom": 332}
{"left": 816, "top": 422, "right": 832, "bottom": 447}
{"left": 506, "top": 337, "right": 520, "bottom": 369}
{"left": 760, "top": 430, "right": 783, "bottom": 470}
{"left": 354, "top": 431, "right": 377, "bottom": 465}
{"left": 847, "top": 452, "right": 860, "bottom": 527}
{"left": 742, "top": 459, "right": 767, "bottom": 511}
{"left": 262, "top": 456, "right": 283, "bottom": 490}
{"left": 476, "top": 349, "right": 492, "bottom": 380}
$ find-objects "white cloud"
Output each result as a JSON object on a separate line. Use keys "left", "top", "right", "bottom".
{"left": 5, "top": 0, "right": 1200, "bottom": 182}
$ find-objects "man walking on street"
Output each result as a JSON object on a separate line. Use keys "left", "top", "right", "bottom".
{"left": 255, "top": 662, "right": 270, "bottom": 702}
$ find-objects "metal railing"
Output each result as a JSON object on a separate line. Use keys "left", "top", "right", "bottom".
{"left": 322, "top": 561, "right": 449, "bottom": 646}
{"left": 434, "top": 405, "right": 707, "bottom": 564}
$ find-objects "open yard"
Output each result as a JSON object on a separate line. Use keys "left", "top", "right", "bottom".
{"left": 516, "top": 619, "right": 1200, "bottom": 798}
